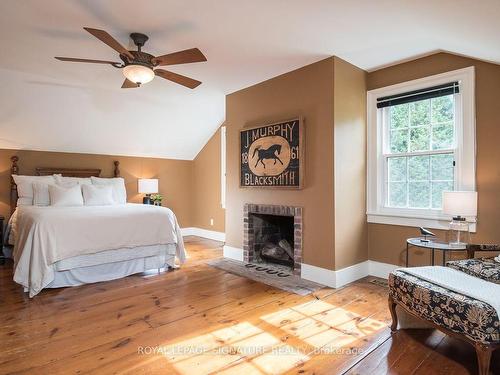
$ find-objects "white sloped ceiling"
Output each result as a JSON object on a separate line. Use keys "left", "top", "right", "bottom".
{"left": 1, "top": 0, "right": 499, "bottom": 159}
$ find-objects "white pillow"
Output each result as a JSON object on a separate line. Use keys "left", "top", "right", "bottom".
{"left": 33, "top": 181, "right": 78, "bottom": 206}
{"left": 33, "top": 182, "right": 51, "bottom": 206}
{"left": 82, "top": 184, "right": 115, "bottom": 206}
{"left": 12, "top": 175, "right": 57, "bottom": 205}
{"left": 90, "top": 176, "right": 127, "bottom": 204}
{"left": 54, "top": 175, "right": 92, "bottom": 185}
{"left": 17, "top": 197, "right": 33, "bottom": 206}
{"left": 49, "top": 184, "right": 84, "bottom": 207}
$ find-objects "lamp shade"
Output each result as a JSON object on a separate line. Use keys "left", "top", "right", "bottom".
{"left": 138, "top": 179, "right": 158, "bottom": 194}
{"left": 442, "top": 191, "right": 477, "bottom": 217}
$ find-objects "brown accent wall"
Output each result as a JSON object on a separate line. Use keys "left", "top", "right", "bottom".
{"left": 333, "top": 58, "right": 368, "bottom": 269}
{"left": 0, "top": 149, "right": 193, "bottom": 227}
{"left": 367, "top": 52, "right": 500, "bottom": 265}
{"left": 225, "top": 57, "right": 336, "bottom": 270}
{"left": 192, "top": 128, "right": 225, "bottom": 232}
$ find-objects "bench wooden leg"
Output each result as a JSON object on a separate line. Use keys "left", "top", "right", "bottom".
{"left": 475, "top": 343, "right": 492, "bottom": 375}
{"left": 388, "top": 295, "right": 398, "bottom": 332}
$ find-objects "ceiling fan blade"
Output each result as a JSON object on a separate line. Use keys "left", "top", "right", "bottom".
{"left": 154, "top": 69, "right": 201, "bottom": 89}
{"left": 152, "top": 48, "right": 207, "bottom": 66}
{"left": 55, "top": 57, "right": 120, "bottom": 66}
{"left": 121, "top": 79, "right": 139, "bottom": 89}
{"left": 83, "top": 27, "right": 134, "bottom": 60}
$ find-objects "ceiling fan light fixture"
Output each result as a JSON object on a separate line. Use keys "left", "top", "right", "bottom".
{"left": 123, "top": 64, "right": 154, "bottom": 85}
{"left": 56, "top": 28, "right": 206, "bottom": 89}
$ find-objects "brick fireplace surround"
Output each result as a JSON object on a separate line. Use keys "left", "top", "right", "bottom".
{"left": 243, "top": 203, "right": 303, "bottom": 275}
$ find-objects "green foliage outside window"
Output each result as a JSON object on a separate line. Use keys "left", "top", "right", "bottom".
{"left": 387, "top": 94, "right": 455, "bottom": 209}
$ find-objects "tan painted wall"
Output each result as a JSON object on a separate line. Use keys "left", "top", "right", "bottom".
{"left": 333, "top": 58, "right": 368, "bottom": 270}
{"left": 192, "top": 128, "right": 225, "bottom": 232}
{"left": 225, "top": 57, "right": 336, "bottom": 270}
{"left": 0, "top": 149, "right": 193, "bottom": 227}
{"left": 10, "top": 52, "right": 494, "bottom": 271}
{"left": 367, "top": 52, "right": 500, "bottom": 265}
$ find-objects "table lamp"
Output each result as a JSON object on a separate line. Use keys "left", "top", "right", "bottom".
{"left": 442, "top": 191, "right": 477, "bottom": 246}
{"left": 138, "top": 178, "right": 158, "bottom": 205}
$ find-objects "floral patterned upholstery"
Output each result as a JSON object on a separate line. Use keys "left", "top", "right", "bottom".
{"left": 389, "top": 270, "right": 500, "bottom": 344}
{"left": 447, "top": 258, "right": 500, "bottom": 285}
{"left": 467, "top": 244, "right": 500, "bottom": 253}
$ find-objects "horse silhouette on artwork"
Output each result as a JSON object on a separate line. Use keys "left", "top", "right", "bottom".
{"left": 252, "top": 144, "right": 283, "bottom": 168}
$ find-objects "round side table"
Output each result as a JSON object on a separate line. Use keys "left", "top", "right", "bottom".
{"left": 406, "top": 237, "right": 467, "bottom": 267}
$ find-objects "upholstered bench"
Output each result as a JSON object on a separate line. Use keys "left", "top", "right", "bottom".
{"left": 388, "top": 256, "right": 500, "bottom": 375}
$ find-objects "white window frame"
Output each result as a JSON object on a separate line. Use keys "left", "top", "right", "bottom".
{"left": 220, "top": 125, "right": 226, "bottom": 209}
{"left": 367, "top": 67, "right": 476, "bottom": 231}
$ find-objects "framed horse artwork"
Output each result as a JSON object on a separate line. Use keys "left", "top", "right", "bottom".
{"left": 240, "top": 118, "right": 304, "bottom": 189}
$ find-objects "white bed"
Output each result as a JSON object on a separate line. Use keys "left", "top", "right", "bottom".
{"left": 5, "top": 159, "right": 186, "bottom": 297}
{"left": 10, "top": 204, "right": 186, "bottom": 297}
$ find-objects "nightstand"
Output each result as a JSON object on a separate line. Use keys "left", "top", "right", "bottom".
{"left": 0, "top": 215, "right": 4, "bottom": 265}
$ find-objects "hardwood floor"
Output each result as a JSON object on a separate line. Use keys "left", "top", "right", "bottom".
{"left": 0, "top": 237, "right": 496, "bottom": 374}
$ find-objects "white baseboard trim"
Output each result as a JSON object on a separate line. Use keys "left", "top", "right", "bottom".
{"left": 181, "top": 227, "right": 225, "bottom": 242}
{"left": 335, "top": 261, "right": 370, "bottom": 288}
{"left": 301, "top": 260, "right": 399, "bottom": 288}
{"left": 368, "top": 260, "right": 400, "bottom": 279}
{"left": 301, "top": 261, "right": 370, "bottom": 289}
{"left": 223, "top": 245, "right": 244, "bottom": 261}
{"left": 300, "top": 263, "right": 337, "bottom": 288}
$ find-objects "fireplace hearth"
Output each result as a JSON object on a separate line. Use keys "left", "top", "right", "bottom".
{"left": 243, "top": 204, "right": 303, "bottom": 275}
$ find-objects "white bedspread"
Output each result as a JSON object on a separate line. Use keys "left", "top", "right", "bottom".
{"left": 13, "top": 204, "right": 186, "bottom": 297}
{"left": 400, "top": 266, "right": 500, "bottom": 317}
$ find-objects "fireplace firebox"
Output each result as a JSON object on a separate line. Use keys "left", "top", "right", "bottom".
{"left": 243, "top": 204, "right": 302, "bottom": 275}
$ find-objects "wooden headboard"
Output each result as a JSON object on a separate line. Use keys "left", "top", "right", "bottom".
{"left": 10, "top": 157, "right": 120, "bottom": 214}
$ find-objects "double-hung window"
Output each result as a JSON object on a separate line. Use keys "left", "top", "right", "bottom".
{"left": 367, "top": 67, "right": 476, "bottom": 230}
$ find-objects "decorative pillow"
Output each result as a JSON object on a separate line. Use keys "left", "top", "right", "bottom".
{"left": 90, "top": 176, "right": 127, "bottom": 204}
{"left": 82, "top": 184, "right": 115, "bottom": 206}
{"left": 12, "top": 175, "right": 57, "bottom": 205}
{"left": 33, "top": 181, "right": 78, "bottom": 206}
{"left": 54, "top": 175, "right": 92, "bottom": 185}
{"left": 32, "top": 182, "right": 51, "bottom": 206}
{"left": 49, "top": 184, "right": 84, "bottom": 207}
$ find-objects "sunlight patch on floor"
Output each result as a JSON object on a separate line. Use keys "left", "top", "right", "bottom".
{"left": 158, "top": 299, "right": 385, "bottom": 374}
{"left": 261, "top": 300, "right": 386, "bottom": 354}
{"left": 251, "top": 344, "right": 309, "bottom": 374}
{"left": 217, "top": 361, "right": 264, "bottom": 375}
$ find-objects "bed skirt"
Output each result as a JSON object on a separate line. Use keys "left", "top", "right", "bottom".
{"left": 46, "top": 253, "right": 175, "bottom": 288}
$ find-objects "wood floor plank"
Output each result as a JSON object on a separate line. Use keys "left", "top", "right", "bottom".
{"left": 60, "top": 283, "right": 382, "bottom": 374}
{"left": 1, "top": 237, "right": 497, "bottom": 374}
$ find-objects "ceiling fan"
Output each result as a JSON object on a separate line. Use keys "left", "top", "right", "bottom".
{"left": 55, "top": 27, "right": 207, "bottom": 89}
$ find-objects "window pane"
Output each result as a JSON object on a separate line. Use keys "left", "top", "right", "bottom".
{"left": 409, "top": 181, "right": 430, "bottom": 208}
{"left": 383, "top": 92, "right": 457, "bottom": 211}
{"left": 409, "top": 127, "right": 430, "bottom": 152}
{"left": 432, "top": 122, "right": 454, "bottom": 150}
{"left": 388, "top": 182, "right": 407, "bottom": 207}
{"left": 390, "top": 104, "right": 409, "bottom": 129}
{"left": 409, "top": 155, "right": 429, "bottom": 181}
{"left": 388, "top": 157, "right": 406, "bottom": 181}
{"left": 431, "top": 181, "right": 454, "bottom": 209}
{"left": 390, "top": 129, "right": 408, "bottom": 153}
{"left": 431, "top": 154, "right": 454, "bottom": 181}
{"left": 410, "top": 100, "right": 430, "bottom": 127}
{"left": 431, "top": 95, "right": 454, "bottom": 123}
